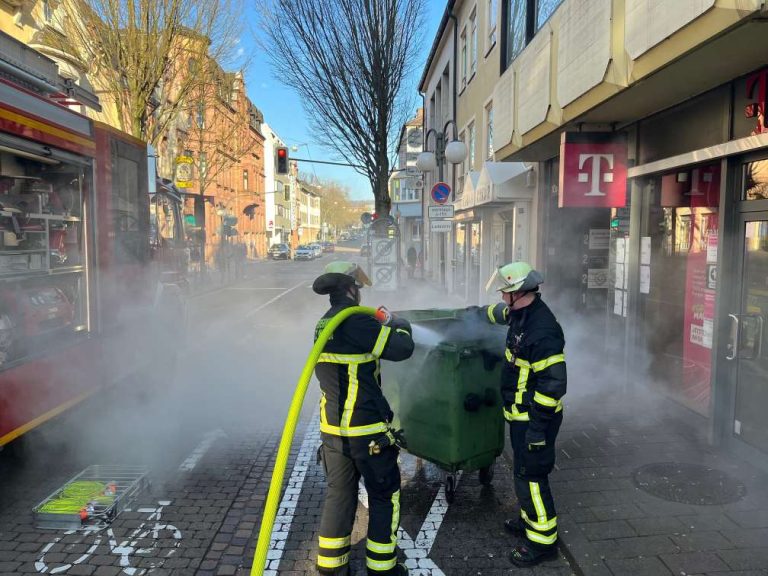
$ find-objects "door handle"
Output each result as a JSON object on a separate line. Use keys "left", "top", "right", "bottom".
{"left": 726, "top": 313, "right": 739, "bottom": 361}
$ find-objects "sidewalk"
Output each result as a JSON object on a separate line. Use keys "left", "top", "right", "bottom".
{"left": 392, "top": 273, "right": 768, "bottom": 575}
{"left": 548, "top": 386, "right": 768, "bottom": 576}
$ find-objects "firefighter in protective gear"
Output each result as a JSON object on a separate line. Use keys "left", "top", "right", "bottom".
{"left": 313, "top": 261, "right": 415, "bottom": 576}
{"left": 476, "top": 262, "right": 566, "bottom": 567}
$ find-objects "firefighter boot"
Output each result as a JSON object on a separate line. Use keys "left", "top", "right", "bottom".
{"left": 318, "top": 565, "right": 352, "bottom": 576}
{"left": 509, "top": 544, "right": 558, "bottom": 568}
{"left": 503, "top": 517, "right": 525, "bottom": 537}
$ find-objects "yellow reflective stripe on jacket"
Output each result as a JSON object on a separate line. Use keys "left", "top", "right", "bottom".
{"left": 503, "top": 405, "right": 530, "bottom": 421}
{"left": 531, "top": 353, "right": 565, "bottom": 373}
{"left": 515, "top": 358, "right": 531, "bottom": 368}
{"left": 319, "top": 535, "right": 351, "bottom": 549}
{"left": 372, "top": 326, "right": 392, "bottom": 358}
{"left": 533, "top": 391, "right": 562, "bottom": 409}
{"left": 366, "top": 539, "right": 396, "bottom": 554}
{"left": 505, "top": 348, "right": 513, "bottom": 362}
{"left": 320, "top": 421, "right": 389, "bottom": 437}
{"left": 487, "top": 305, "right": 498, "bottom": 324}
{"left": 521, "top": 509, "right": 558, "bottom": 532}
{"left": 340, "top": 364, "right": 359, "bottom": 430}
{"left": 320, "top": 394, "right": 329, "bottom": 426}
{"left": 318, "top": 553, "right": 350, "bottom": 568}
{"left": 366, "top": 557, "right": 397, "bottom": 571}
{"left": 318, "top": 352, "right": 376, "bottom": 364}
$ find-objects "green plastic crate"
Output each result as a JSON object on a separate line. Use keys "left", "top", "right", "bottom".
{"left": 382, "top": 309, "right": 506, "bottom": 474}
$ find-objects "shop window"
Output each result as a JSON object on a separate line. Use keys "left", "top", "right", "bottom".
{"left": 638, "top": 163, "right": 720, "bottom": 416}
{"left": 744, "top": 159, "right": 768, "bottom": 200}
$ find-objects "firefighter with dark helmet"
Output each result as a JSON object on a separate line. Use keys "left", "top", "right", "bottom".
{"left": 312, "top": 261, "right": 415, "bottom": 576}
{"left": 475, "top": 261, "right": 566, "bottom": 567}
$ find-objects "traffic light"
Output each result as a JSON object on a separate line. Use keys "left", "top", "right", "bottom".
{"left": 276, "top": 146, "right": 289, "bottom": 175}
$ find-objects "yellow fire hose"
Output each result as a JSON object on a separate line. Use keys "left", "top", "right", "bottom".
{"left": 250, "top": 305, "right": 379, "bottom": 576}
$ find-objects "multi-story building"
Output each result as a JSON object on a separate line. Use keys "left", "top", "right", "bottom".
{"left": 391, "top": 108, "right": 425, "bottom": 266}
{"left": 421, "top": 0, "right": 768, "bottom": 469}
{"left": 297, "top": 181, "right": 322, "bottom": 245}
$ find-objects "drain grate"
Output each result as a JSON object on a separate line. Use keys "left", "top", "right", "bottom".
{"left": 633, "top": 462, "right": 746, "bottom": 505}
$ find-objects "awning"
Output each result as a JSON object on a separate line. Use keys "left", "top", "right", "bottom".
{"left": 453, "top": 171, "right": 481, "bottom": 212}
{"left": 474, "top": 162, "right": 533, "bottom": 205}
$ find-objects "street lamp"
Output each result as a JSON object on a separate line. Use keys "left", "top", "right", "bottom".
{"left": 416, "top": 120, "right": 467, "bottom": 182}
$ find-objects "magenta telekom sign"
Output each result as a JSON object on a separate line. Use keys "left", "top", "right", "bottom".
{"left": 558, "top": 133, "right": 628, "bottom": 208}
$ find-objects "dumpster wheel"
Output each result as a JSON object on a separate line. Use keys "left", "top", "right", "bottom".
{"left": 479, "top": 462, "right": 495, "bottom": 486}
{"left": 445, "top": 474, "right": 457, "bottom": 503}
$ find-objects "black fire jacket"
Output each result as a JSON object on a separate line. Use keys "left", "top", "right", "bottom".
{"left": 480, "top": 295, "right": 567, "bottom": 438}
{"left": 314, "top": 295, "right": 414, "bottom": 438}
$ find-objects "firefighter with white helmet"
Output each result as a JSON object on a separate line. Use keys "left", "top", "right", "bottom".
{"left": 312, "top": 261, "right": 414, "bottom": 576}
{"left": 475, "top": 261, "right": 567, "bottom": 567}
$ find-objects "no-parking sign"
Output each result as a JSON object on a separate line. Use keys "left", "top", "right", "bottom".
{"left": 430, "top": 182, "right": 451, "bottom": 205}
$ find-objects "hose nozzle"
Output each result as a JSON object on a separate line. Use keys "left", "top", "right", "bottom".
{"left": 375, "top": 306, "right": 392, "bottom": 325}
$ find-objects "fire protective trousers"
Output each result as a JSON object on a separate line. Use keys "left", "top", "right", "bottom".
{"left": 317, "top": 434, "right": 401, "bottom": 575}
{"left": 509, "top": 412, "right": 563, "bottom": 549}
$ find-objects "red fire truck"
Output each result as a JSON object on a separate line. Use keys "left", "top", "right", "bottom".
{"left": 0, "top": 37, "right": 186, "bottom": 450}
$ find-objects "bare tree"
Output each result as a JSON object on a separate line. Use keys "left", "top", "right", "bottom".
{"left": 53, "top": 0, "right": 244, "bottom": 145}
{"left": 259, "top": 0, "right": 425, "bottom": 216}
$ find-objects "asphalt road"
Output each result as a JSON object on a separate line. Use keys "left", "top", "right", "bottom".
{"left": 0, "top": 247, "right": 574, "bottom": 576}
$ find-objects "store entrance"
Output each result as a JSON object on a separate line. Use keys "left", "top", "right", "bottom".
{"left": 729, "top": 211, "right": 768, "bottom": 454}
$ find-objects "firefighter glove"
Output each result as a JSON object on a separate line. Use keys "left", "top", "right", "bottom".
{"left": 389, "top": 315, "right": 412, "bottom": 333}
{"left": 525, "top": 429, "right": 546, "bottom": 452}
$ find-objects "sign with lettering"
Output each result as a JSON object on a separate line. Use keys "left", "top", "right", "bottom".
{"left": 559, "top": 133, "right": 628, "bottom": 208}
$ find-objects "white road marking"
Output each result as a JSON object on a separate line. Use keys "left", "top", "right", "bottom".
{"left": 358, "top": 468, "right": 456, "bottom": 575}
{"left": 245, "top": 280, "right": 307, "bottom": 318}
{"left": 178, "top": 429, "right": 227, "bottom": 472}
{"left": 263, "top": 409, "right": 321, "bottom": 576}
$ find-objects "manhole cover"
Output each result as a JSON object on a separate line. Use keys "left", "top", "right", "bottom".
{"left": 633, "top": 462, "right": 746, "bottom": 505}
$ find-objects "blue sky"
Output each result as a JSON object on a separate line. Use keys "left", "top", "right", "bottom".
{"left": 241, "top": 1, "right": 445, "bottom": 200}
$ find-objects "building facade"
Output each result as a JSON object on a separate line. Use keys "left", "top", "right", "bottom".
{"left": 420, "top": 0, "right": 768, "bottom": 468}
{"left": 262, "top": 124, "right": 294, "bottom": 247}
{"left": 391, "top": 108, "right": 425, "bottom": 266}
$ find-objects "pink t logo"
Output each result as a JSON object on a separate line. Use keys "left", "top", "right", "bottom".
{"left": 578, "top": 153, "right": 615, "bottom": 197}
{"left": 747, "top": 69, "right": 768, "bottom": 134}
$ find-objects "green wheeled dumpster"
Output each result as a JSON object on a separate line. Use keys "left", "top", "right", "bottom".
{"left": 381, "top": 308, "right": 506, "bottom": 502}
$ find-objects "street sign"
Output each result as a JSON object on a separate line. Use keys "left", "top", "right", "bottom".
{"left": 405, "top": 166, "right": 421, "bottom": 177}
{"left": 175, "top": 156, "right": 194, "bottom": 189}
{"left": 430, "top": 182, "right": 451, "bottom": 205}
{"left": 428, "top": 205, "right": 454, "bottom": 219}
{"left": 431, "top": 220, "right": 452, "bottom": 233}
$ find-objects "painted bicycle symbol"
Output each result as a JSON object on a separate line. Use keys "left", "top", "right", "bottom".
{"left": 35, "top": 501, "right": 182, "bottom": 575}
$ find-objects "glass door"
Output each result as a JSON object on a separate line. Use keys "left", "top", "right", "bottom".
{"left": 730, "top": 215, "right": 768, "bottom": 453}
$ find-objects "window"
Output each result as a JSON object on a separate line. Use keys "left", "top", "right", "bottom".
{"left": 503, "top": 0, "right": 528, "bottom": 70}
{"left": 243, "top": 170, "right": 249, "bottom": 191}
{"left": 470, "top": 8, "right": 478, "bottom": 76}
{"left": 468, "top": 122, "right": 476, "bottom": 170}
{"left": 196, "top": 102, "right": 205, "bottom": 129}
{"left": 457, "top": 130, "right": 466, "bottom": 193}
{"left": 487, "top": 0, "right": 498, "bottom": 48}
{"left": 535, "top": 0, "right": 563, "bottom": 32}
{"left": 43, "top": 0, "right": 53, "bottom": 22}
{"left": 199, "top": 152, "right": 207, "bottom": 181}
{"left": 460, "top": 28, "right": 468, "bottom": 88}
{"left": 486, "top": 103, "right": 494, "bottom": 159}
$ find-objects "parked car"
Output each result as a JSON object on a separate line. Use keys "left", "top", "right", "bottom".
{"left": 295, "top": 245, "right": 314, "bottom": 261}
{"left": 268, "top": 243, "right": 291, "bottom": 260}
{"left": 309, "top": 243, "right": 323, "bottom": 258}
{"left": 321, "top": 241, "right": 335, "bottom": 253}
{"left": 360, "top": 243, "right": 371, "bottom": 257}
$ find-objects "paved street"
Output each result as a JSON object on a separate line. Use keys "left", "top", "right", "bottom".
{"left": 0, "top": 249, "right": 574, "bottom": 576}
{"left": 2, "top": 249, "right": 767, "bottom": 576}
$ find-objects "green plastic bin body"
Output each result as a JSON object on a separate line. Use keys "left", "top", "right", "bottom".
{"left": 382, "top": 309, "right": 506, "bottom": 473}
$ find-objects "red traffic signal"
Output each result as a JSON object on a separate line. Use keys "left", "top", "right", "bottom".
{"left": 276, "top": 146, "right": 289, "bottom": 175}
